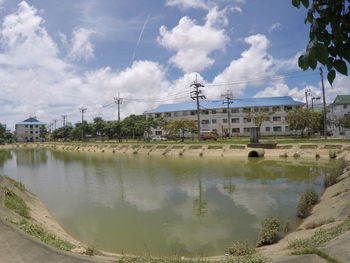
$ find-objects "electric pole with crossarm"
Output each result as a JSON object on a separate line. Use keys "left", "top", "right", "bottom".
{"left": 79, "top": 106, "right": 87, "bottom": 140}
{"left": 222, "top": 91, "right": 234, "bottom": 138}
{"left": 190, "top": 76, "right": 206, "bottom": 141}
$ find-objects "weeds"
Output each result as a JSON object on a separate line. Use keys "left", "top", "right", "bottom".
{"left": 296, "top": 189, "right": 318, "bottom": 218}
{"left": 10, "top": 219, "right": 75, "bottom": 251}
{"left": 85, "top": 247, "right": 95, "bottom": 256}
{"left": 256, "top": 217, "right": 282, "bottom": 247}
{"left": 292, "top": 249, "right": 341, "bottom": 263}
{"left": 4, "top": 188, "right": 30, "bottom": 218}
{"left": 324, "top": 160, "right": 347, "bottom": 188}
{"left": 228, "top": 241, "right": 256, "bottom": 256}
{"left": 288, "top": 218, "right": 350, "bottom": 250}
{"left": 6, "top": 177, "right": 26, "bottom": 191}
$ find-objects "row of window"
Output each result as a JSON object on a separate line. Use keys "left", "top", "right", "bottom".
{"left": 24, "top": 125, "right": 39, "bottom": 128}
{"left": 25, "top": 130, "right": 39, "bottom": 134}
{"left": 153, "top": 105, "right": 299, "bottom": 118}
{"left": 201, "top": 116, "right": 282, "bottom": 124}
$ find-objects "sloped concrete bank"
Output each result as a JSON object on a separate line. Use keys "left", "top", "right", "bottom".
{"left": 3, "top": 142, "right": 350, "bottom": 160}
{"left": 0, "top": 142, "right": 350, "bottom": 263}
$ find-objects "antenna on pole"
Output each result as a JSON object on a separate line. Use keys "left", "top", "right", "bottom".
{"left": 114, "top": 92, "right": 123, "bottom": 122}
{"left": 190, "top": 75, "right": 206, "bottom": 141}
{"left": 79, "top": 105, "right": 87, "bottom": 141}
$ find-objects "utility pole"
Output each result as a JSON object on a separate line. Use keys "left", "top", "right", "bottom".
{"left": 311, "top": 96, "right": 321, "bottom": 112}
{"left": 319, "top": 67, "right": 327, "bottom": 140}
{"left": 190, "top": 76, "right": 206, "bottom": 141}
{"left": 222, "top": 91, "right": 233, "bottom": 138}
{"left": 114, "top": 93, "right": 123, "bottom": 122}
{"left": 61, "top": 115, "right": 67, "bottom": 127}
{"left": 53, "top": 119, "right": 58, "bottom": 130}
{"left": 79, "top": 106, "right": 87, "bottom": 141}
{"left": 304, "top": 87, "right": 311, "bottom": 108}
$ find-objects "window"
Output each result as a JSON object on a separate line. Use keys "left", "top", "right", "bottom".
{"left": 231, "top": 108, "right": 239, "bottom": 113}
{"left": 244, "top": 128, "right": 251, "bottom": 133}
{"left": 273, "top": 126, "right": 282, "bottom": 132}
{"left": 202, "top": 110, "right": 209, "bottom": 115}
{"left": 272, "top": 106, "right": 281, "bottom": 111}
{"left": 30, "top": 131, "right": 33, "bottom": 134}
{"left": 164, "top": 112, "right": 171, "bottom": 117}
{"left": 243, "top": 108, "right": 251, "bottom": 113}
{"left": 25, "top": 137, "right": 28, "bottom": 139}
{"left": 273, "top": 116, "right": 281, "bottom": 122}
{"left": 223, "top": 109, "right": 227, "bottom": 113}
{"left": 284, "top": 106, "right": 292, "bottom": 111}
{"left": 212, "top": 129, "right": 217, "bottom": 132}
{"left": 30, "top": 125, "right": 33, "bottom": 128}
{"left": 190, "top": 111, "right": 196, "bottom": 115}
{"left": 182, "top": 111, "right": 188, "bottom": 116}
{"left": 155, "top": 113, "right": 161, "bottom": 118}
{"left": 212, "top": 110, "right": 216, "bottom": 114}
{"left": 25, "top": 125, "right": 28, "bottom": 128}
{"left": 285, "top": 126, "right": 289, "bottom": 132}
{"left": 212, "top": 119, "right": 217, "bottom": 124}
{"left": 155, "top": 131, "right": 162, "bottom": 135}
{"left": 254, "top": 107, "right": 259, "bottom": 112}
{"left": 35, "top": 125, "right": 38, "bottom": 128}
{"left": 231, "top": 118, "right": 240, "bottom": 123}
{"left": 35, "top": 137, "right": 38, "bottom": 140}
{"left": 223, "top": 118, "right": 228, "bottom": 123}
{"left": 243, "top": 118, "right": 251, "bottom": 123}
{"left": 232, "top": 128, "right": 240, "bottom": 133}
{"left": 35, "top": 131, "right": 38, "bottom": 134}
{"left": 201, "top": 119, "right": 209, "bottom": 124}
{"left": 265, "top": 127, "right": 271, "bottom": 132}
{"left": 344, "top": 105, "right": 348, "bottom": 109}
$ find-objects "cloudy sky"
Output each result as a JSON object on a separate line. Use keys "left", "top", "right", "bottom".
{"left": 0, "top": 0, "right": 349, "bottom": 129}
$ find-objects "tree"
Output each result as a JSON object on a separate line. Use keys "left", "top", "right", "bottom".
{"left": 339, "top": 114, "right": 350, "bottom": 129}
{"left": 248, "top": 111, "right": 273, "bottom": 129}
{"left": 52, "top": 126, "right": 73, "bottom": 141}
{"left": 293, "top": 0, "right": 349, "bottom": 84}
{"left": 285, "top": 108, "right": 322, "bottom": 137}
{"left": 104, "top": 121, "right": 122, "bottom": 140}
{"left": 39, "top": 125, "right": 48, "bottom": 141}
{"left": 92, "top": 117, "right": 106, "bottom": 139}
{"left": 164, "top": 119, "right": 197, "bottom": 142}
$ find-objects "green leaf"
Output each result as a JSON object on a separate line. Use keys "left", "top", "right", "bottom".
{"left": 314, "top": 44, "right": 328, "bottom": 65}
{"left": 326, "top": 57, "right": 334, "bottom": 71}
{"left": 298, "top": 55, "right": 309, "bottom": 70}
{"left": 292, "top": 0, "right": 301, "bottom": 8}
{"left": 334, "top": 59, "right": 348, "bottom": 75}
{"left": 307, "top": 50, "right": 317, "bottom": 70}
{"left": 327, "top": 70, "right": 336, "bottom": 85}
{"left": 301, "top": 0, "right": 309, "bottom": 8}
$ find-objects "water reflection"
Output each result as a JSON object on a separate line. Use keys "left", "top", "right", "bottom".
{"left": 0, "top": 149, "right": 335, "bottom": 256}
{"left": 0, "top": 150, "right": 12, "bottom": 168}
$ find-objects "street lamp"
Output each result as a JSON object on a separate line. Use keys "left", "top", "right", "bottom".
{"left": 311, "top": 96, "right": 321, "bottom": 111}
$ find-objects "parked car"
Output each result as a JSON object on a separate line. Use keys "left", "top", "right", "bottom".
{"left": 151, "top": 135, "right": 168, "bottom": 141}
{"left": 200, "top": 132, "right": 219, "bottom": 141}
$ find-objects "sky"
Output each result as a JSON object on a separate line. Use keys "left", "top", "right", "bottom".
{"left": 0, "top": 0, "right": 349, "bottom": 130}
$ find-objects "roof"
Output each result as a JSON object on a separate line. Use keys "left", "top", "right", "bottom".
{"left": 16, "top": 117, "right": 45, "bottom": 125}
{"left": 144, "top": 96, "right": 304, "bottom": 114}
{"left": 332, "top": 95, "right": 350, "bottom": 105}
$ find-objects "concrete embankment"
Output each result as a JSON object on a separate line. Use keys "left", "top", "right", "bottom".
{"left": 3, "top": 142, "right": 350, "bottom": 160}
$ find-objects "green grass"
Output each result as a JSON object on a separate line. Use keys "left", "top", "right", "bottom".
{"left": 324, "top": 160, "right": 347, "bottom": 188}
{"left": 296, "top": 189, "right": 318, "bottom": 218}
{"left": 228, "top": 241, "right": 256, "bottom": 256}
{"left": 10, "top": 219, "right": 75, "bottom": 251}
{"left": 114, "top": 255, "right": 267, "bottom": 263}
{"left": 4, "top": 188, "right": 30, "bottom": 218}
{"left": 6, "top": 177, "right": 26, "bottom": 191}
{"left": 292, "top": 249, "right": 341, "bottom": 263}
{"left": 288, "top": 218, "right": 350, "bottom": 250}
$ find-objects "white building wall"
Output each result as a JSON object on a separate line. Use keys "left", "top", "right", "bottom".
{"left": 16, "top": 124, "right": 45, "bottom": 142}
{"left": 146, "top": 105, "right": 300, "bottom": 137}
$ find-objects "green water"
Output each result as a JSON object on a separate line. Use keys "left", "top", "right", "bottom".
{"left": 0, "top": 148, "right": 336, "bottom": 256}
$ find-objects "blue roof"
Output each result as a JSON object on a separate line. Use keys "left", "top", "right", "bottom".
{"left": 16, "top": 117, "right": 45, "bottom": 125}
{"left": 144, "top": 96, "right": 304, "bottom": 114}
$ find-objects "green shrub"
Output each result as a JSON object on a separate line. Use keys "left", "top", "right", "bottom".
{"left": 4, "top": 188, "right": 30, "bottom": 218}
{"left": 324, "top": 160, "right": 347, "bottom": 188}
{"left": 256, "top": 217, "right": 281, "bottom": 247}
{"left": 85, "top": 247, "right": 94, "bottom": 256}
{"left": 296, "top": 189, "right": 318, "bottom": 218}
{"left": 228, "top": 241, "right": 256, "bottom": 256}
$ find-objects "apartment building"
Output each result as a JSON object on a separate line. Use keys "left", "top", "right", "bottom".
{"left": 15, "top": 117, "right": 46, "bottom": 142}
{"left": 328, "top": 95, "right": 350, "bottom": 138}
{"left": 144, "top": 96, "right": 304, "bottom": 137}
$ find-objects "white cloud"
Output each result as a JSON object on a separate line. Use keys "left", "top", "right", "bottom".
{"left": 208, "top": 34, "right": 274, "bottom": 98}
{"left": 67, "top": 28, "right": 95, "bottom": 62}
{"left": 268, "top": 22, "right": 282, "bottom": 33}
{"left": 166, "top": 0, "right": 211, "bottom": 10}
{"left": 158, "top": 8, "right": 229, "bottom": 73}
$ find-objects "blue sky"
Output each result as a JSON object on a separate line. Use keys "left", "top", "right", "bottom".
{"left": 0, "top": 0, "right": 349, "bottom": 129}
